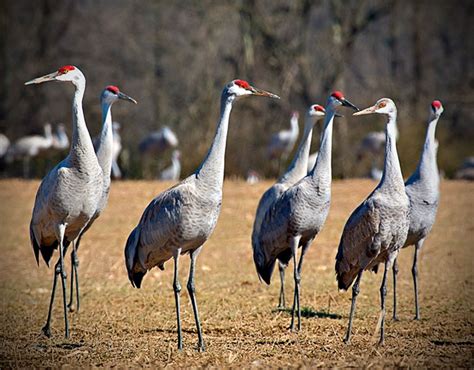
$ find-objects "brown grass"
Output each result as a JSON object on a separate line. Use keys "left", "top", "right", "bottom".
{"left": 0, "top": 179, "right": 472, "bottom": 367}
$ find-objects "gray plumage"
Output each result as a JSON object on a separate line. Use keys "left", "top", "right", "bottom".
{"left": 306, "top": 151, "right": 319, "bottom": 173}
{"left": 125, "top": 79, "right": 279, "bottom": 351}
{"left": 111, "top": 122, "right": 122, "bottom": 179}
{"left": 52, "top": 123, "right": 70, "bottom": 151}
{"left": 139, "top": 126, "right": 178, "bottom": 155}
{"left": 392, "top": 101, "right": 443, "bottom": 321}
{"left": 252, "top": 105, "right": 326, "bottom": 309}
{"left": 27, "top": 66, "right": 103, "bottom": 338}
{"left": 267, "top": 111, "right": 299, "bottom": 175}
{"left": 159, "top": 149, "right": 181, "bottom": 181}
{"left": 454, "top": 156, "right": 474, "bottom": 180}
{"left": 7, "top": 123, "right": 54, "bottom": 177}
{"left": 253, "top": 92, "right": 358, "bottom": 330}
{"left": 0, "top": 133, "right": 10, "bottom": 158}
{"left": 68, "top": 87, "right": 137, "bottom": 312}
{"left": 335, "top": 98, "right": 409, "bottom": 345}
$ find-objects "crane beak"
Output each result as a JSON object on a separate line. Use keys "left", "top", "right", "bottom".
{"left": 341, "top": 98, "right": 359, "bottom": 111}
{"left": 250, "top": 87, "right": 280, "bottom": 99}
{"left": 353, "top": 105, "right": 377, "bottom": 116}
{"left": 25, "top": 71, "right": 59, "bottom": 85}
{"left": 118, "top": 92, "right": 138, "bottom": 104}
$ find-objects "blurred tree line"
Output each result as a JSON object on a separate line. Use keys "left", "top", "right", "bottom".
{"left": 1, "top": 0, "right": 473, "bottom": 178}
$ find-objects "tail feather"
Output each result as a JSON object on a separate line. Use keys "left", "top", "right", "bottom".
{"left": 256, "top": 259, "right": 276, "bottom": 285}
{"left": 124, "top": 226, "right": 147, "bottom": 288}
{"left": 335, "top": 242, "right": 359, "bottom": 291}
{"left": 30, "top": 223, "right": 40, "bottom": 266}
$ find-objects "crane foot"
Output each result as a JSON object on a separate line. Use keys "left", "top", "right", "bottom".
{"left": 42, "top": 325, "right": 51, "bottom": 338}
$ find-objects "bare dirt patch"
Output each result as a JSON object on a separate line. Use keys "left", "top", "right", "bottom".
{"left": 0, "top": 179, "right": 472, "bottom": 367}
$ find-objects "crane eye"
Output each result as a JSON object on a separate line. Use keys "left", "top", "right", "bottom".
{"left": 378, "top": 101, "right": 387, "bottom": 108}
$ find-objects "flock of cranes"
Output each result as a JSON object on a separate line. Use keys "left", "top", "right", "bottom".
{"left": 26, "top": 65, "right": 444, "bottom": 352}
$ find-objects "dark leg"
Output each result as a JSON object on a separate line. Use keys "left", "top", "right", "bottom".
{"left": 187, "top": 248, "right": 205, "bottom": 352}
{"left": 173, "top": 249, "right": 182, "bottom": 350}
{"left": 379, "top": 261, "right": 390, "bottom": 345}
{"left": 344, "top": 270, "right": 363, "bottom": 344}
{"left": 289, "top": 236, "right": 301, "bottom": 332}
{"left": 57, "top": 225, "right": 69, "bottom": 338}
{"left": 42, "top": 261, "right": 61, "bottom": 337}
{"left": 67, "top": 238, "right": 81, "bottom": 312}
{"left": 295, "top": 241, "right": 311, "bottom": 331}
{"left": 392, "top": 257, "right": 399, "bottom": 321}
{"left": 412, "top": 239, "right": 424, "bottom": 320}
{"left": 278, "top": 262, "right": 286, "bottom": 309}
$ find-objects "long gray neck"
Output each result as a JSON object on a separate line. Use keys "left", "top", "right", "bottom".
{"left": 279, "top": 113, "right": 315, "bottom": 184}
{"left": 378, "top": 112, "right": 405, "bottom": 192}
{"left": 68, "top": 80, "right": 97, "bottom": 170}
{"left": 96, "top": 100, "right": 114, "bottom": 179}
{"left": 308, "top": 109, "right": 335, "bottom": 193}
{"left": 195, "top": 93, "right": 235, "bottom": 191}
{"left": 411, "top": 114, "right": 440, "bottom": 187}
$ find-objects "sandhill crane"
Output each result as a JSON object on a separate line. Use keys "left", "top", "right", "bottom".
{"left": 7, "top": 123, "right": 54, "bottom": 177}
{"left": 246, "top": 169, "right": 261, "bottom": 184}
{"left": 267, "top": 111, "right": 300, "bottom": 174}
{"left": 111, "top": 122, "right": 122, "bottom": 179}
{"left": 454, "top": 156, "right": 474, "bottom": 180}
{"left": 26, "top": 65, "right": 103, "bottom": 338}
{"left": 252, "top": 104, "right": 326, "bottom": 309}
{"left": 357, "top": 126, "right": 399, "bottom": 179}
{"left": 52, "top": 123, "right": 70, "bottom": 151}
{"left": 335, "top": 98, "right": 409, "bottom": 345}
{"left": 254, "top": 92, "right": 358, "bottom": 330}
{"left": 307, "top": 151, "right": 319, "bottom": 173}
{"left": 0, "top": 133, "right": 10, "bottom": 158}
{"left": 68, "top": 86, "right": 137, "bottom": 312}
{"left": 392, "top": 101, "right": 444, "bottom": 321}
{"left": 125, "top": 80, "right": 279, "bottom": 351}
{"left": 139, "top": 126, "right": 179, "bottom": 178}
{"left": 139, "top": 126, "right": 178, "bottom": 155}
{"left": 159, "top": 149, "right": 181, "bottom": 181}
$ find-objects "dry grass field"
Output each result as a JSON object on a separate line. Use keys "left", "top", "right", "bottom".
{"left": 0, "top": 179, "right": 472, "bottom": 367}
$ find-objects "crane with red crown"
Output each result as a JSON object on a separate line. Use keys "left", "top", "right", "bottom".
{"left": 124, "top": 79, "right": 279, "bottom": 351}
{"left": 253, "top": 91, "right": 359, "bottom": 331}
{"left": 26, "top": 65, "right": 103, "bottom": 338}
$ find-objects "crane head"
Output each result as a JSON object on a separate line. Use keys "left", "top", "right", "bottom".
{"left": 329, "top": 91, "right": 359, "bottom": 111}
{"left": 431, "top": 100, "right": 444, "bottom": 116}
{"left": 25, "top": 65, "right": 85, "bottom": 86}
{"left": 353, "top": 98, "right": 397, "bottom": 116}
{"left": 308, "top": 104, "right": 326, "bottom": 118}
{"left": 226, "top": 80, "right": 280, "bottom": 99}
{"left": 101, "top": 85, "right": 138, "bottom": 105}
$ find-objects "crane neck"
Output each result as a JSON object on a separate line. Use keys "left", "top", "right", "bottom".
{"left": 290, "top": 115, "right": 299, "bottom": 136}
{"left": 68, "top": 79, "right": 98, "bottom": 171}
{"left": 409, "top": 114, "right": 440, "bottom": 188}
{"left": 308, "top": 108, "right": 335, "bottom": 194}
{"left": 377, "top": 112, "right": 405, "bottom": 193}
{"left": 195, "top": 93, "right": 235, "bottom": 192}
{"left": 95, "top": 100, "right": 115, "bottom": 180}
{"left": 279, "top": 113, "right": 315, "bottom": 184}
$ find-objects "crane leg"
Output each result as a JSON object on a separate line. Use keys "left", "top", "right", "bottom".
{"left": 412, "top": 239, "right": 424, "bottom": 320}
{"left": 277, "top": 262, "right": 286, "bottom": 309}
{"left": 294, "top": 240, "right": 311, "bottom": 331}
{"left": 344, "top": 270, "right": 363, "bottom": 344}
{"left": 173, "top": 248, "right": 183, "bottom": 350}
{"left": 187, "top": 247, "right": 205, "bottom": 352}
{"left": 289, "top": 236, "right": 301, "bottom": 332}
{"left": 57, "top": 224, "right": 70, "bottom": 338}
{"left": 68, "top": 238, "right": 81, "bottom": 312}
{"left": 42, "top": 260, "right": 61, "bottom": 337}
{"left": 392, "top": 257, "right": 399, "bottom": 321}
{"left": 379, "top": 261, "right": 390, "bottom": 345}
